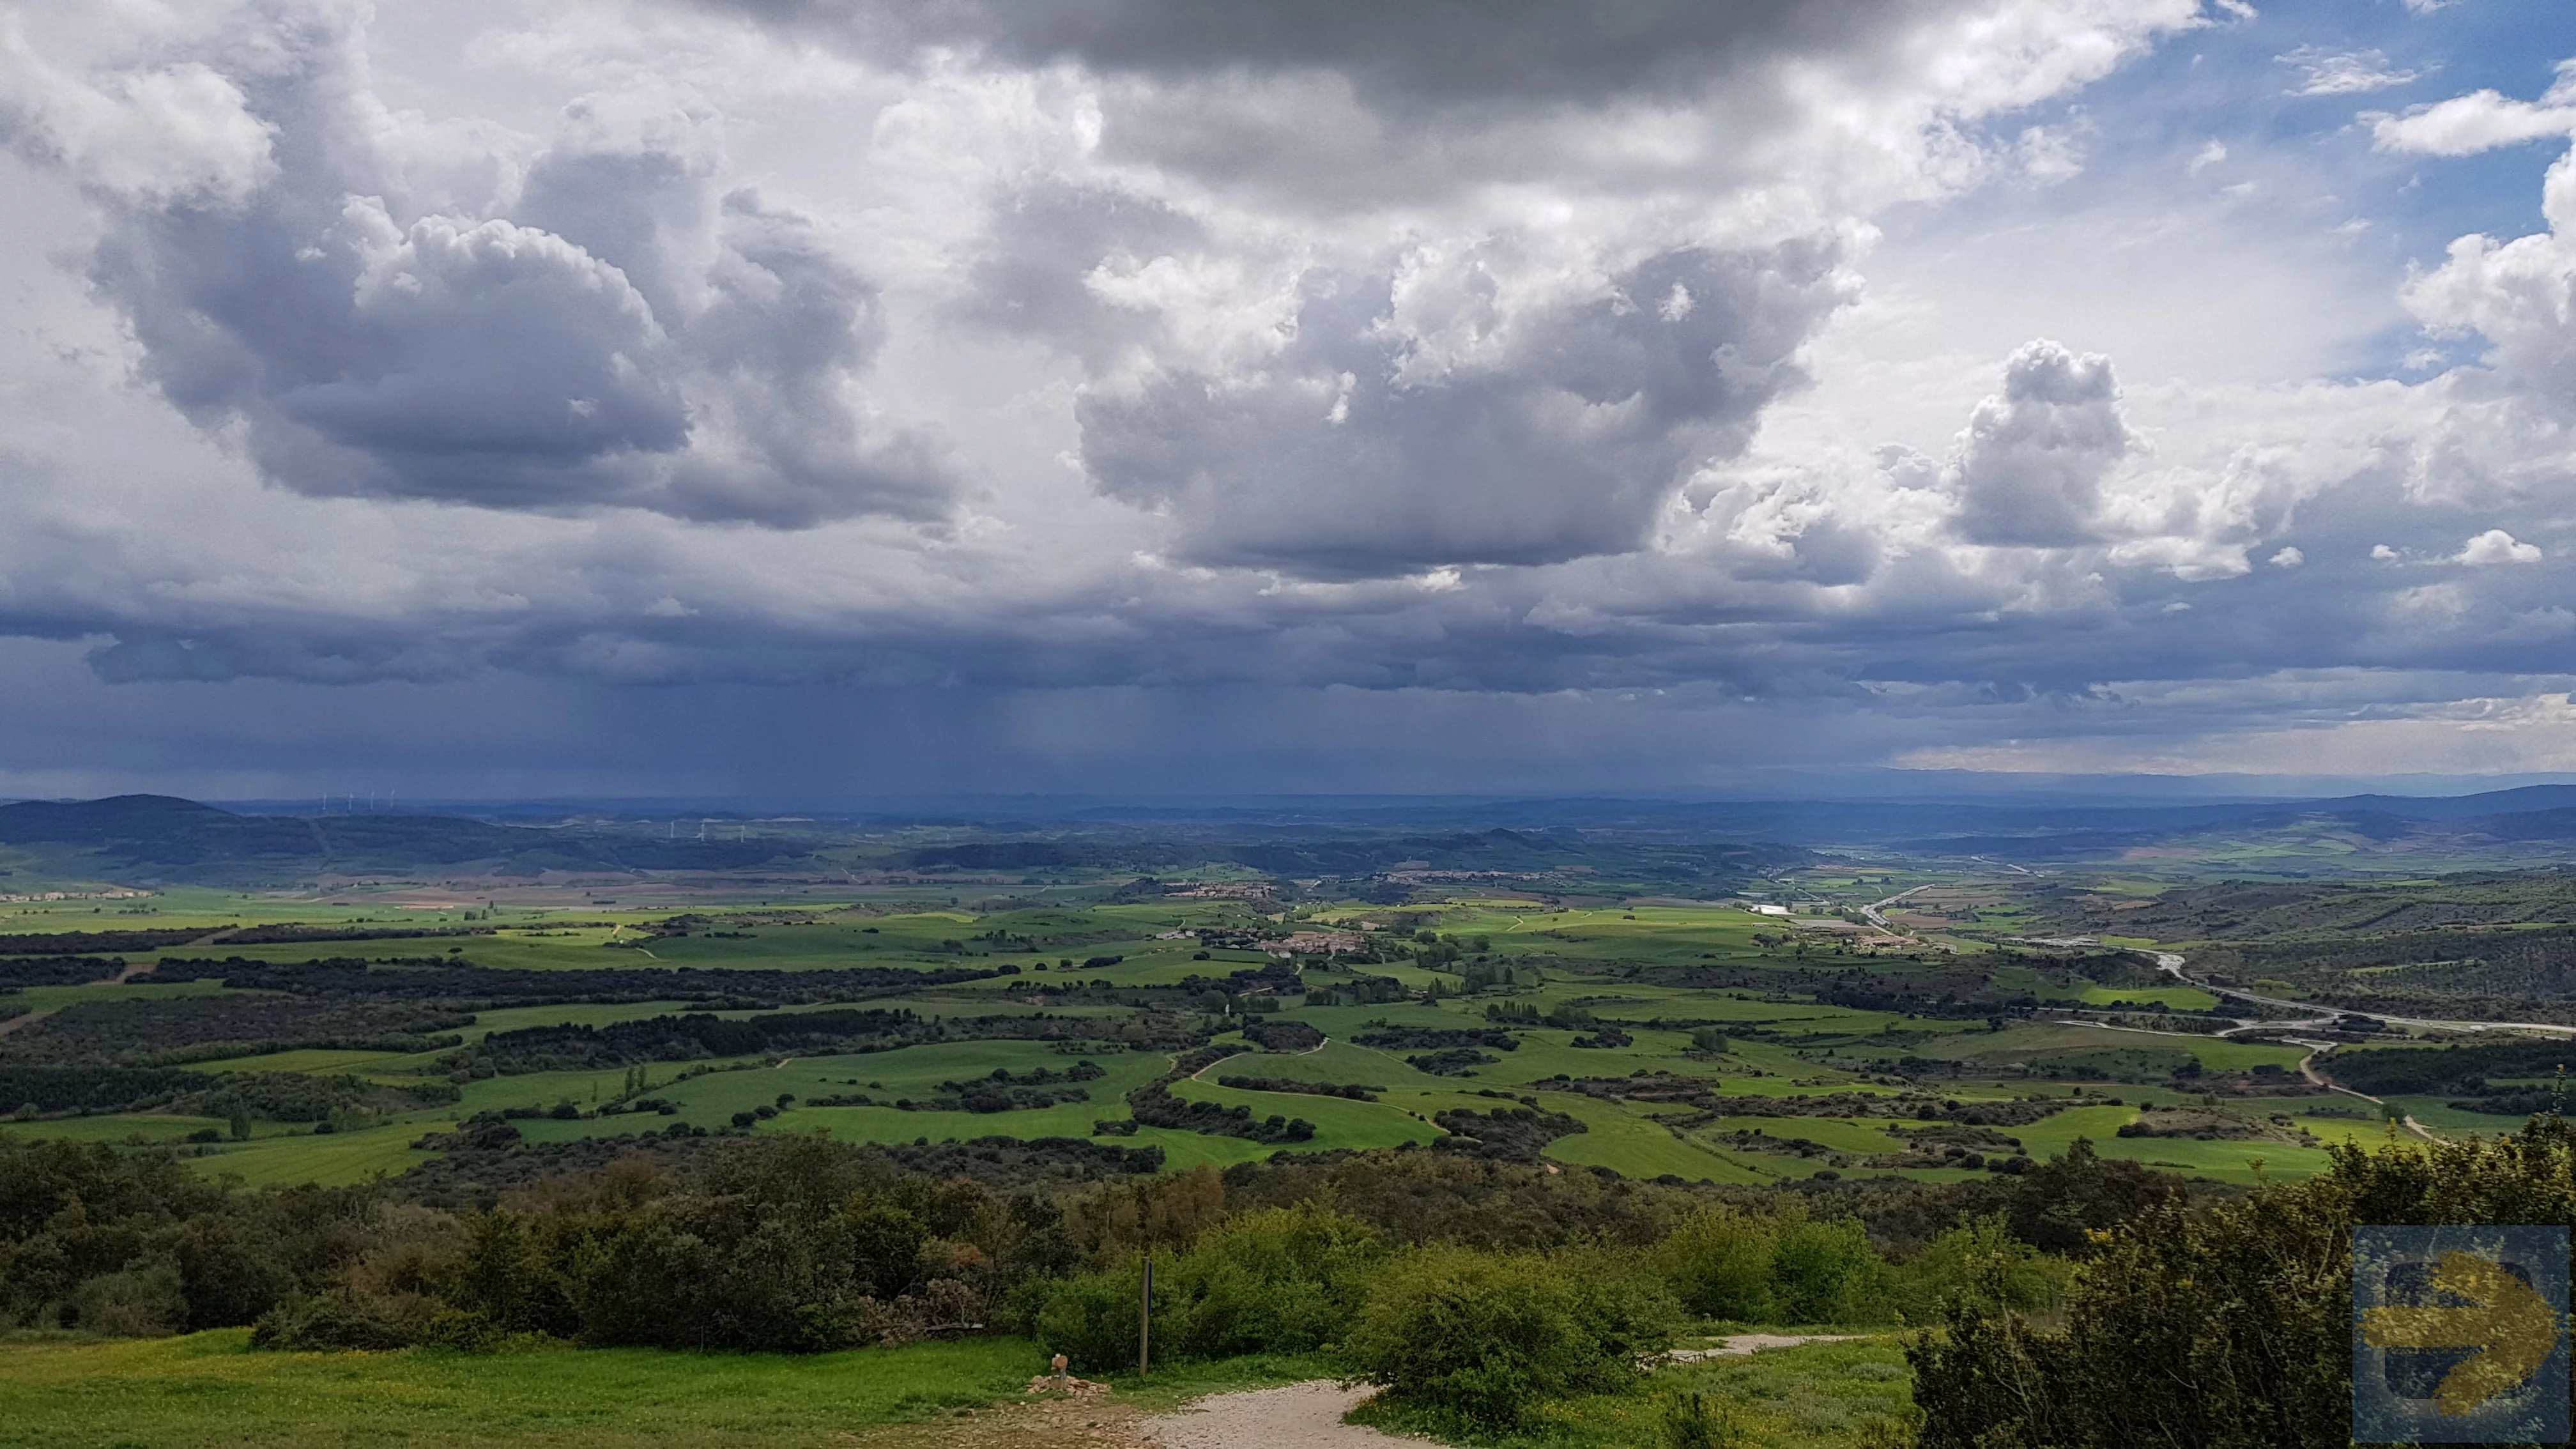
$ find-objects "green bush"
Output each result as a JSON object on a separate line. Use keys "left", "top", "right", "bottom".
{"left": 171, "top": 1213, "right": 300, "bottom": 1331}
{"left": 1768, "top": 1215, "right": 1889, "bottom": 1325}
{"left": 1892, "top": 1214, "right": 2065, "bottom": 1321}
{"left": 1342, "top": 1244, "right": 1680, "bottom": 1432}
{"left": 1168, "top": 1206, "right": 1379, "bottom": 1358}
{"left": 1034, "top": 1266, "right": 1144, "bottom": 1374}
{"left": 1654, "top": 1205, "right": 1778, "bottom": 1320}
{"left": 432, "top": 1139, "right": 944, "bottom": 1353}
{"left": 251, "top": 1287, "right": 436, "bottom": 1350}
{"left": 70, "top": 1262, "right": 187, "bottom": 1338}
{"left": 1660, "top": 1388, "right": 1751, "bottom": 1449}
{"left": 1910, "top": 1117, "right": 2576, "bottom": 1448}
{"left": 1654, "top": 1204, "right": 1892, "bottom": 1326}
{"left": 1035, "top": 1204, "right": 1379, "bottom": 1372}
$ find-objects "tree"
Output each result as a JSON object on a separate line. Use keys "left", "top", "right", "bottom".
{"left": 1912, "top": 1117, "right": 2576, "bottom": 1448}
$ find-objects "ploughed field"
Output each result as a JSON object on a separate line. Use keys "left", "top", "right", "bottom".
{"left": 4, "top": 879, "right": 2524, "bottom": 1192}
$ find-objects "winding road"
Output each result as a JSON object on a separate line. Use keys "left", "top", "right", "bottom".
{"left": 2150, "top": 951, "right": 2576, "bottom": 1040}
{"left": 1859, "top": 885, "right": 1930, "bottom": 932}
{"left": 2136, "top": 948, "right": 2576, "bottom": 1143}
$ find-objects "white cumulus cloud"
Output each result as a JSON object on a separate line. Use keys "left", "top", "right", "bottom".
{"left": 2457, "top": 528, "right": 2543, "bottom": 565}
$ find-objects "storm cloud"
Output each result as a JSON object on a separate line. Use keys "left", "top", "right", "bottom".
{"left": 30, "top": 4, "right": 947, "bottom": 525}
{"left": 4, "top": 0, "right": 2576, "bottom": 793}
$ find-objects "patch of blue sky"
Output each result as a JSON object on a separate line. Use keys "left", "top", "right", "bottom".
{"left": 1887, "top": 0, "right": 2576, "bottom": 385}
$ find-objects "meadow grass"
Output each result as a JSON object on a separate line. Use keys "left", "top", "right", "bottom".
{"left": 1529, "top": 1091, "right": 1774, "bottom": 1184}
{"left": 1356, "top": 1335, "right": 1917, "bottom": 1449}
{"left": 176, "top": 1047, "right": 439, "bottom": 1077}
{"left": 2003, "top": 1102, "right": 2338, "bottom": 1184}
{"left": 0, "top": 1330, "right": 1046, "bottom": 1449}
{"left": 1913, "top": 1021, "right": 2305, "bottom": 1073}
{"left": 2, "top": 981, "right": 236, "bottom": 1009}
{"left": 2383, "top": 1095, "right": 2538, "bottom": 1133}
{"left": 1165, "top": 1078, "right": 1438, "bottom": 1149}
{"left": 190, "top": 1126, "right": 443, "bottom": 1188}
{"left": 1703, "top": 1116, "right": 1910, "bottom": 1154}
{"left": 0, "top": 1115, "right": 229, "bottom": 1145}
{"left": 1626, "top": 1335, "right": 1917, "bottom": 1449}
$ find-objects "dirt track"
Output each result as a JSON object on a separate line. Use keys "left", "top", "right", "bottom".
{"left": 1145, "top": 1383, "right": 1440, "bottom": 1449}
{"left": 854, "top": 1337, "right": 1868, "bottom": 1449}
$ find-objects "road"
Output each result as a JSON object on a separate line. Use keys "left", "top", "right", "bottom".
{"left": 2147, "top": 949, "right": 2576, "bottom": 1144}
{"left": 2283, "top": 1038, "right": 2442, "bottom": 1143}
{"left": 2151, "top": 952, "right": 2576, "bottom": 1039}
{"left": 1859, "top": 885, "right": 1931, "bottom": 931}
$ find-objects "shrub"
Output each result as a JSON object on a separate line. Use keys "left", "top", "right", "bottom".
{"left": 1036, "top": 1267, "right": 1144, "bottom": 1374}
{"left": 251, "top": 1287, "right": 436, "bottom": 1350}
{"left": 564, "top": 1191, "right": 930, "bottom": 1353}
{"left": 1653, "top": 1204, "right": 1892, "bottom": 1325}
{"left": 1661, "top": 1388, "right": 1752, "bottom": 1449}
{"left": 1342, "top": 1245, "right": 1679, "bottom": 1432}
{"left": 1911, "top": 1117, "right": 2576, "bottom": 1448}
{"left": 1167, "top": 1206, "right": 1379, "bottom": 1358}
{"left": 1767, "top": 1215, "right": 1889, "bottom": 1325}
{"left": 1892, "top": 1214, "right": 2066, "bottom": 1321}
{"left": 1036, "top": 1204, "right": 1379, "bottom": 1372}
{"left": 1655, "top": 1205, "right": 1777, "bottom": 1320}
{"left": 171, "top": 1212, "right": 300, "bottom": 1330}
{"left": 2000, "top": 1135, "right": 2181, "bottom": 1256}
{"left": 71, "top": 1262, "right": 187, "bottom": 1338}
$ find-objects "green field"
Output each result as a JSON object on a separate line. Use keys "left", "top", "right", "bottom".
{"left": 0, "top": 1330, "right": 1046, "bottom": 1449}
{"left": 3, "top": 878, "right": 2478, "bottom": 1190}
{"left": 1522, "top": 1337, "right": 1915, "bottom": 1449}
{"left": 1538, "top": 1092, "right": 1777, "bottom": 1183}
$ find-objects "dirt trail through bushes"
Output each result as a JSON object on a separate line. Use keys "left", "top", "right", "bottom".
{"left": 854, "top": 1337, "right": 1866, "bottom": 1449}
{"left": 1145, "top": 1383, "right": 1440, "bottom": 1449}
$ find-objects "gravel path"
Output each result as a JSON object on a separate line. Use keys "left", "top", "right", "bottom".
{"left": 1144, "top": 1382, "right": 1442, "bottom": 1449}
{"left": 1666, "top": 1332, "right": 1860, "bottom": 1361}
{"left": 1140, "top": 1340, "right": 1861, "bottom": 1449}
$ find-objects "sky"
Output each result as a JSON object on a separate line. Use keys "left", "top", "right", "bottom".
{"left": 6, "top": 0, "right": 2576, "bottom": 802}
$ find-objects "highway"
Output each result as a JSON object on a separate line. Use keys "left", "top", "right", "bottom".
{"left": 2152, "top": 951, "right": 2576, "bottom": 1039}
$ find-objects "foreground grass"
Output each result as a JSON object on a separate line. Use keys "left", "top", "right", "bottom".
{"left": 1098, "top": 1351, "right": 1346, "bottom": 1411}
{"left": 0, "top": 1330, "right": 1048, "bottom": 1449}
{"left": 1354, "top": 1337, "right": 1914, "bottom": 1449}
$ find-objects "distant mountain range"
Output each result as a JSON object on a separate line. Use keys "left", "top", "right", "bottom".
{"left": 0, "top": 795, "right": 801, "bottom": 886}
{"left": 1039, "top": 787, "right": 2576, "bottom": 859}
{"left": 7, "top": 782, "right": 2576, "bottom": 886}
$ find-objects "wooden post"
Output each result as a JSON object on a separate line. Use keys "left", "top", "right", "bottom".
{"left": 1139, "top": 1250, "right": 1153, "bottom": 1375}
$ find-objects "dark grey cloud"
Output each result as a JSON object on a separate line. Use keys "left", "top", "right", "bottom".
{"left": 26, "top": 0, "right": 2576, "bottom": 790}
{"left": 705, "top": 0, "right": 2030, "bottom": 118}
{"left": 72, "top": 5, "right": 947, "bottom": 527}
{"left": 705, "top": 0, "right": 1965, "bottom": 109}
{"left": 699, "top": 0, "right": 2081, "bottom": 216}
